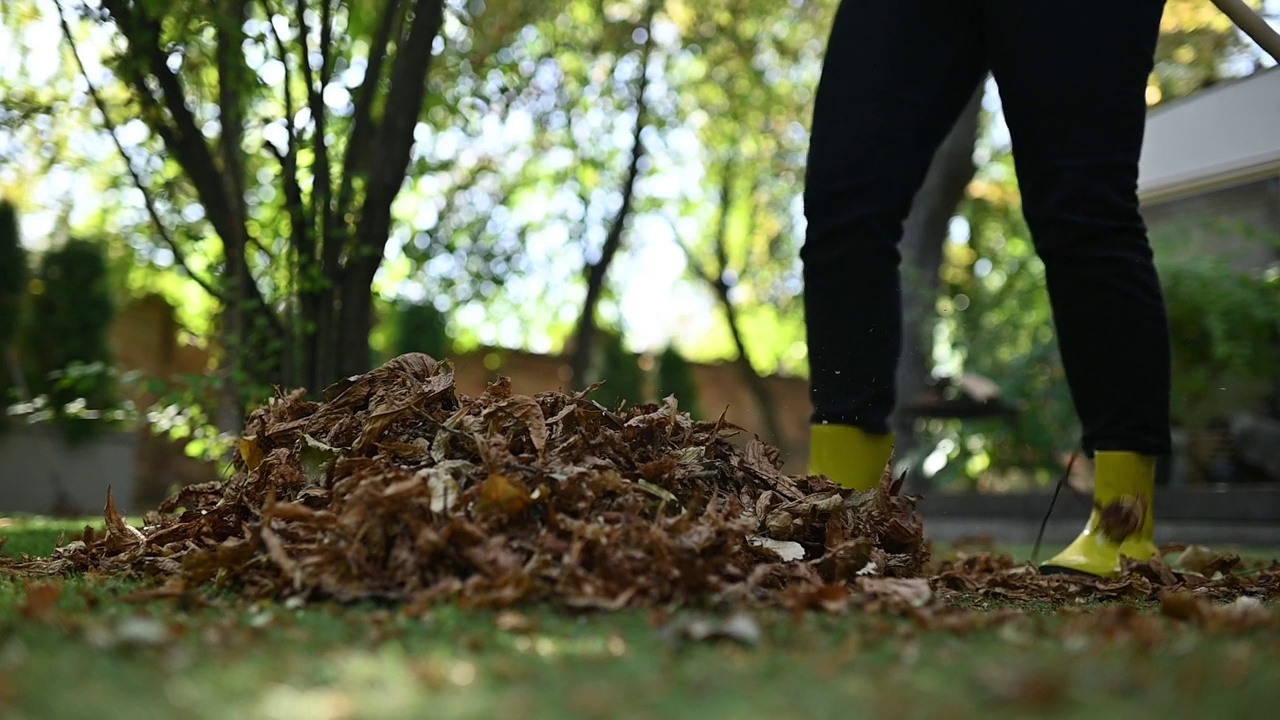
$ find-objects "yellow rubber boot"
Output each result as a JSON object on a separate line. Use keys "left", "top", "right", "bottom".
{"left": 1040, "top": 451, "right": 1159, "bottom": 578}
{"left": 808, "top": 424, "right": 895, "bottom": 491}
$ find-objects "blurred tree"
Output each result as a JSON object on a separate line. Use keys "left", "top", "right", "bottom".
{"left": 0, "top": 199, "right": 27, "bottom": 407}
{"left": 891, "top": 84, "right": 985, "bottom": 478}
{"left": 675, "top": 160, "right": 789, "bottom": 444}
{"left": 23, "top": 237, "right": 117, "bottom": 441}
{"left": 1157, "top": 243, "right": 1280, "bottom": 427}
{"left": 589, "top": 328, "right": 647, "bottom": 411}
{"left": 566, "top": 0, "right": 656, "bottom": 390}
{"left": 5, "top": 0, "right": 1269, "bottom": 461}
{"left": 38, "top": 0, "right": 568, "bottom": 425}
{"left": 660, "top": 0, "right": 833, "bottom": 447}
{"left": 922, "top": 0, "right": 1272, "bottom": 489}
{"left": 656, "top": 344, "right": 702, "bottom": 418}
{"left": 388, "top": 299, "right": 450, "bottom": 360}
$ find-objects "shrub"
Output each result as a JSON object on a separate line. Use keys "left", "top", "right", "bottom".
{"left": 0, "top": 200, "right": 27, "bottom": 412}
{"left": 656, "top": 345, "right": 703, "bottom": 418}
{"left": 22, "top": 238, "right": 118, "bottom": 442}
{"left": 590, "top": 330, "right": 647, "bottom": 411}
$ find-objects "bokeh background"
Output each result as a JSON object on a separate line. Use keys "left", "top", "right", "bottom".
{"left": 1, "top": 0, "right": 1277, "bottom": 514}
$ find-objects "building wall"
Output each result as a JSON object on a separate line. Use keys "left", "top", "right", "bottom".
{"left": 0, "top": 424, "right": 140, "bottom": 515}
{"left": 1145, "top": 176, "right": 1280, "bottom": 272}
{"left": 104, "top": 300, "right": 820, "bottom": 494}
{"left": 449, "top": 347, "right": 814, "bottom": 472}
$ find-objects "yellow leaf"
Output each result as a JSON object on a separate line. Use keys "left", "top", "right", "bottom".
{"left": 240, "top": 436, "right": 265, "bottom": 471}
{"left": 476, "top": 473, "right": 531, "bottom": 519}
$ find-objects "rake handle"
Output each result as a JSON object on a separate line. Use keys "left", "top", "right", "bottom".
{"left": 1210, "top": 0, "right": 1280, "bottom": 63}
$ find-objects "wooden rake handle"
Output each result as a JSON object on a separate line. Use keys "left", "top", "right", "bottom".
{"left": 1210, "top": 0, "right": 1280, "bottom": 63}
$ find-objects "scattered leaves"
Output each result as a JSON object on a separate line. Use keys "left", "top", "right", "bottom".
{"left": 0, "top": 354, "right": 927, "bottom": 612}
{"left": 1096, "top": 495, "right": 1147, "bottom": 543}
{"left": 18, "top": 581, "right": 61, "bottom": 621}
{"left": 657, "top": 611, "right": 763, "bottom": 647}
{"left": 4, "top": 355, "right": 1274, "bottom": 624}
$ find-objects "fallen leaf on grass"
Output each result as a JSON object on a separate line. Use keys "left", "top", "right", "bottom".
{"left": 1164, "top": 592, "right": 1274, "bottom": 631}
{"left": 975, "top": 664, "right": 1067, "bottom": 711}
{"left": 7, "top": 353, "right": 1274, "bottom": 618}
{"left": 857, "top": 577, "right": 933, "bottom": 608}
{"left": 18, "top": 581, "right": 61, "bottom": 621}
{"left": 1170, "top": 545, "right": 1240, "bottom": 577}
{"left": 657, "top": 611, "right": 762, "bottom": 647}
{"left": 495, "top": 610, "right": 535, "bottom": 634}
{"left": 85, "top": 616, "right": 172, "bottom": 649}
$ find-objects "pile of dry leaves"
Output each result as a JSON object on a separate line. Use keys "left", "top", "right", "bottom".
{"left": 4, "top": 353, "right": 1277, "bottom": 623}
{"left": 4, "top": 354, "right": 927, "bottom": 612}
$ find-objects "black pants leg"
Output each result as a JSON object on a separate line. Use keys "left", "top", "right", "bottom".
{"left": 803, "top": 0, "right": 1173, "bottom": 457}
{"left": 984, "top": 0, "right": 1173, "bottom": 456}
{"left": 802, "top": 0, "right": 986, "bottom": 434}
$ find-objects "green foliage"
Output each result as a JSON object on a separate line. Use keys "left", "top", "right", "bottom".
{"left": 0, "top": 200, "right": 25, "bottom": 353}
{"left": 389, "top": 300, "right": 451, "bottom": 361}
{"left": 0, "top": 199, "right": 26, "bottom": 413}
{"left": 22, "top": 238, "right": 119, "bottom": 442}
{"left": 921, "top": 153, "right": 1080, "bottom": 491}
{"left": 590, "top": 329, "right": 647, "bottom": 411}
{"left": 656, "top": 345, "right": 703, "bottom": 419}
{"left": 139, "top": 371, "right": 239, "bottom": 469}
{"left": 1, "top": 0, "right": 1270, "bottom": 457}
{"left": 1156, "top": 242, "right": 1280, "bottom": 427}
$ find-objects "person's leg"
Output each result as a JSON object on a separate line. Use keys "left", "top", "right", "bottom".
{"left": 983, "top": 0, "right": 1171, "bottom": 575}
{"left": 803, "top": 0, "right": 986, "bottom": 490}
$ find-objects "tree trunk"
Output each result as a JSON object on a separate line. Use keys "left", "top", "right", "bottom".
{"left": 568, "top": 22, "right": 652, "bottom": 389}
{"left": 891, "top": 83, "right": 984, "bottom": 477}
{"left": 216, "top": 0, "right": 254, "bottom": 431}
{"left": 712, "top": 279, "right": 788, "bottom": 448}
{"left": 329, "top": 0, "right": 445, "bottom": 386}
{"left": 678, "top": 162, "right": 788, "bottom": 449}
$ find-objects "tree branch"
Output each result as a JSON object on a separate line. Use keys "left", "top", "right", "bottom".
{"left": 54, "top": 0, "right": 223, "bottom": 301}
{"left": 568, "top": 5, "right": 655, "bottom": 388}
{"left": 98, "top": 0, "right": 284, "bottom": 363}
{"left": 261, "top": 0, "right": 310, "bottom": 264}
{"left": 674, "top": 159, "right": 787, "bottom": 446}
{"left": 296, "top": 0, "right": 333, "bottom": 277}
{"left": 353, "top": 0, "right": 444, "bottom": 270}
{"left": 335, "top": 0, "right": 404, "bottom": 226}
{"left": 99, "top": 0, "right": 239, "bottom": 245}
{"left": 216, "top": 0, "right": 249, "bottom": 224}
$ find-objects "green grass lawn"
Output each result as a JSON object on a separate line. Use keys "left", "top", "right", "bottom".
{"left": 3, "top": 518, "right": 1278, "bottom": 720}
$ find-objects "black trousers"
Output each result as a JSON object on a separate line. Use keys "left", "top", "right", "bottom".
{"left": 802, "top": 0, "right": 1173, "bottom": 457}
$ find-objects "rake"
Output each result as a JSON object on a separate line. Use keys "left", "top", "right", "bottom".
{"left": 1211, "top": 0, "right": 1280, "bottom": 63}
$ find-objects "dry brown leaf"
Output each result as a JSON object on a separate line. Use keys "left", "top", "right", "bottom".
{"left": 1171, "top": 545, "right": 1241, "bottom": 576}
{"left": 475, "top": 473, "right": 532, "bottom": 519}
{"left": 19, "top": 580, "right": 62, "bottom": 621}
{"left": 1160, "top": 590, "right": 1206, "bottom": 622}
{"left": 495, "top": 610, "right": 535, "bottom": 633}
{"left": 486, "top": 395, "right": 548, "bottom": 457}
{"left": 103, "top": 487, "right": 145, "bottom": 545}
{"left": 747, "top": 536, "right": 806, "bottom": 562}
{"left": 11, "top": 353, "right": 1272, "bottom": 617}
{"left": 857, "top": 577, "right": 933, "bottom": 608}
{"left": 1096, "top": 495, "right": 1146, "bottom": 543}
